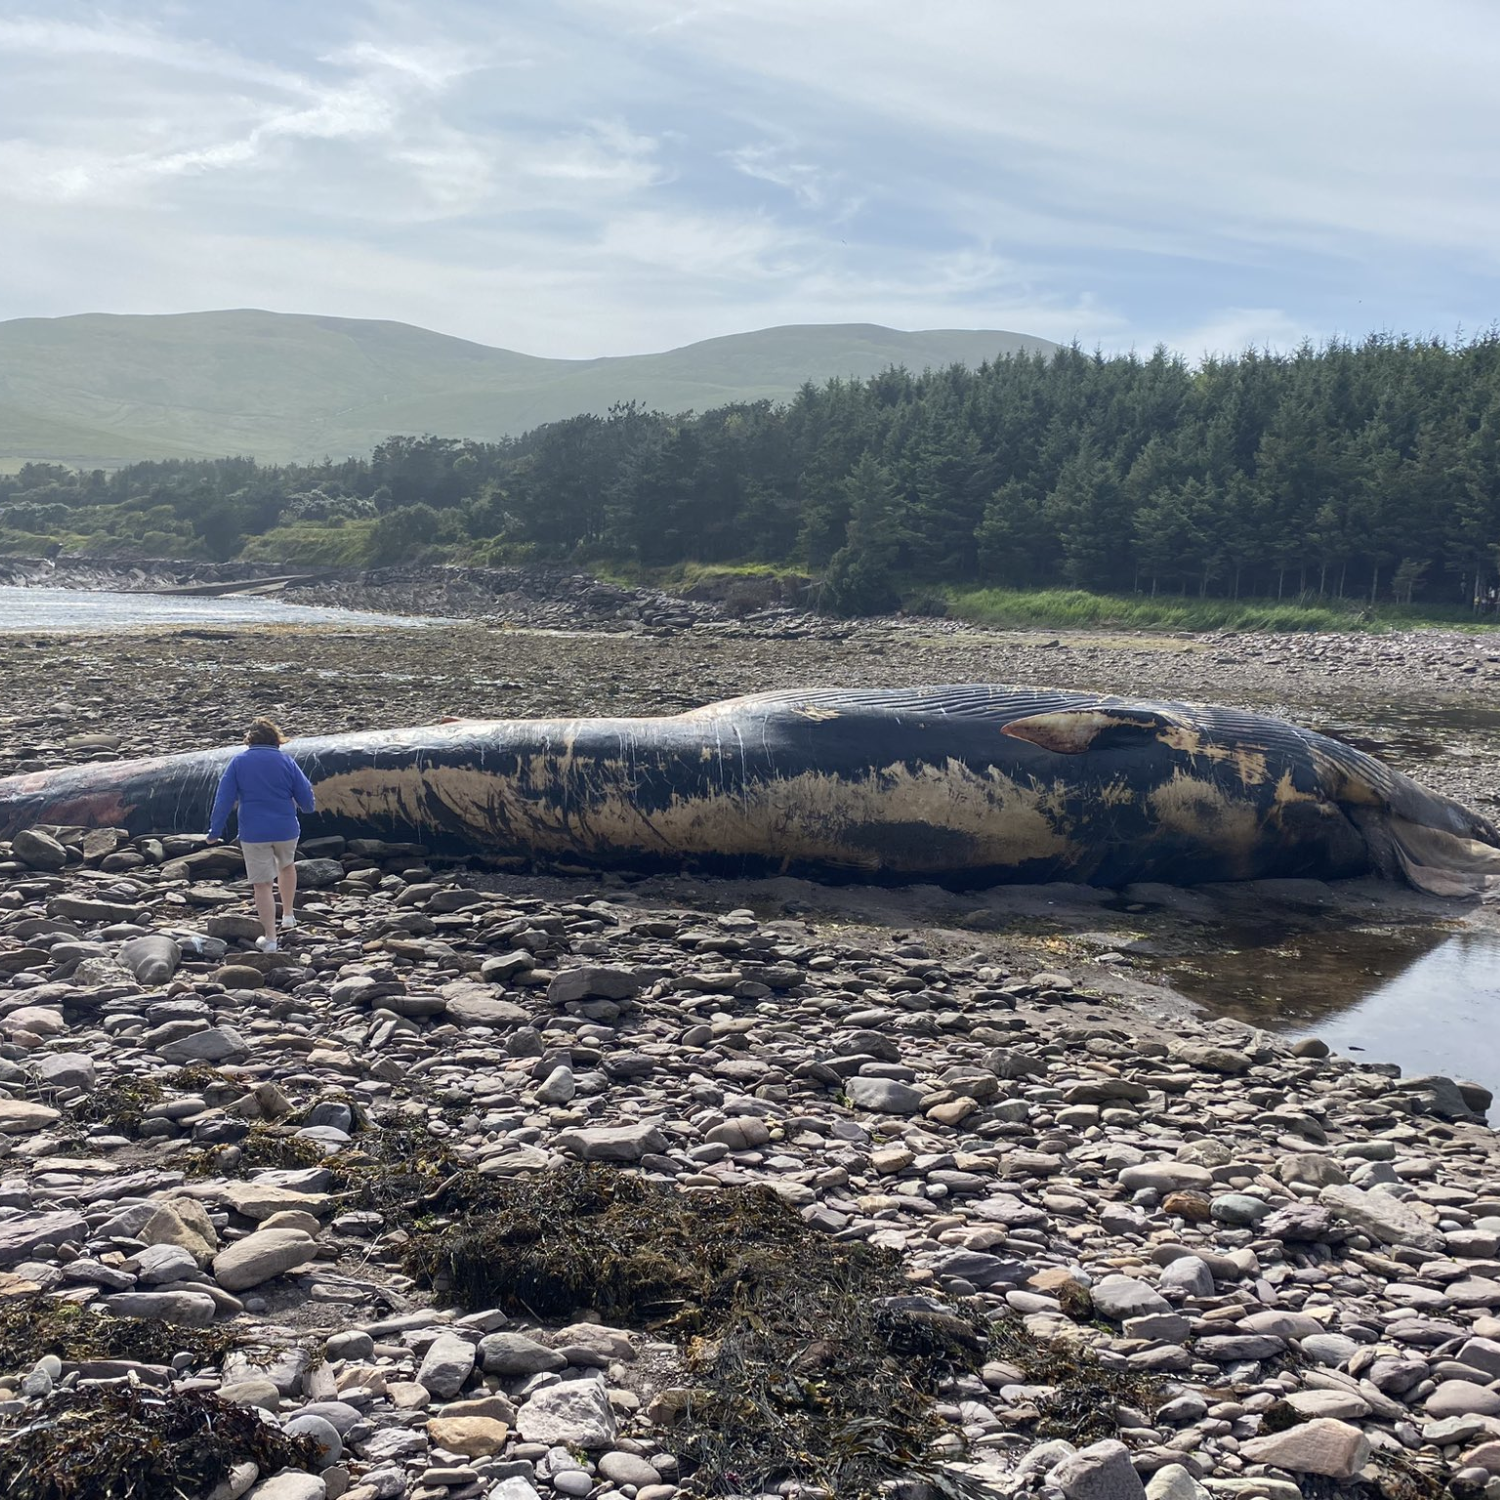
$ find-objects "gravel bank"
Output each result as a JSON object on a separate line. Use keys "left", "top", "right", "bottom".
{"left": 2, "top": 604, "right": 1500, "bottom": 1499}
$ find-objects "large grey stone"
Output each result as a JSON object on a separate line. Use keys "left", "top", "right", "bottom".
{"left": 445, "top": 994, "right": 531, "bottom": 1029}
{"left": 283, "top": 1413, "right": 342, "bottom": 1467}
{"left": 1425, "top": 1381, "right": 1500, "bottom": 1419}
{"left": 418, "top": 1331, "right": 477, "bottom": 1397}
{"left": 1457, "top": 1337, "right": 1500, "bottom": 1382}
{"left": 47, "top": 894, "right": 146, "bottom": 924}
{"left": 1144, "top": 1466, "right": 1209, "bottom": 1500}
{"left": 547, "top": 967, "right": 639, "bottom": 1005}
{"left": 223, "top": 1181, "right": 332, "bottom": 1222}
{"left": 1400, "top": 1073, "right": 1482, "bottom": 1119}
{"left": 1195, "top": 1334, "right": 1285, "bottom": 1361}
{"left": 535, "top": 1066, "right": 576, "bottom": 1105}
{"left": 26, "top": 1053, "right": 96, "bottom": 1091}
{"left": 244, "top": 1474, "right": 326, "bottom": 1500}
{"left": 485, "top": 1481, "right": 543, "bottom": 1500}
{"left": 1259, "top": 1202, "right": 1336, "bottom": 1242}
{"left": 597, "top": 1452, "right": 661, "bottom": 1487}
{"left": 1239, "top": 1417, "right": 1372, "bottom": 1478}
{"left": 1170, "top": 1042, "right": 1252, "bottom": 1074}
{"left": 0, "top": 1210, "right": 84, "bottom": 1266}
{"left": 1157, "top": 1256, "right": 1213, "bottom": 1297}
{"left": 1117, "top": 1162, "right": 1213, "bottom": 1194}
{"left": 515, "top": 1378, "right": 617, "bottom": 1449}
{"left": 555, "top": 1121, "right": 666, "bottom": 1162}
{"left": 478, "top": 1331, "right": 567, "bottom": 1376}
{"left": 212, "top": 1228, "right": 317, "bottom": 1291}
{"left": 13, "top": 829, "right": 68, "bottom": 871}
{"left": 102, "top": 1291, "right": 217, "bottom": 1327}
{"left": 844, "top": 1076, "right": 925, "bottom": 1114}
{"left": 1091, "top": 1275, "right": 1170, "bottom": 1321}
{"left": 0, "top": 1100, "right": 61, "bottom": 1135}
{"left": 1048, "top": 1438, "right": 1147, "bottom": 1499}
{"left": 1319, "top": 1183, "right": 1445, "bottom": 1252}
{"left": 132, "top": 1242, "right": 199, "bottom": 1284}
{"left": 294, "top": 858, "right": 345, "bottom": 889}
{"left": 157, "top": 1026, "right": 250, "bottom": 1065}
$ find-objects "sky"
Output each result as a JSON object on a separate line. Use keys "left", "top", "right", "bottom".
{"left": 1, "top": 0, "right": 1497, "bottom": 360}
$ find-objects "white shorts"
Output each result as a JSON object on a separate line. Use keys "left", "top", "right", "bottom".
{"left": 242, "top": 840, "right": 298, "bottom": 884}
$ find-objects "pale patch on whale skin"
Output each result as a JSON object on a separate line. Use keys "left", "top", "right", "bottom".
{"left": 1146, "top": 772, "right": 1266, "bottom": 880}
{"left": 312, "top": 751, "right": 1084, "bottom": 877}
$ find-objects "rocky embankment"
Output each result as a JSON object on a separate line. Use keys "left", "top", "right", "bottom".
{"left": 1, "top": 823, "right": 1500, "bottom": 1500}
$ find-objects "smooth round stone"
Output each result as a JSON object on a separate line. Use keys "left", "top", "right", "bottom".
{"left": 1301, "top": 1333, "right": 1361, "bottom": 1367}
{"left": 283, "top": 1412, "right": 343, "bottom": 1466}
{"left": 1426, "top": 1381, "right": 1500, "bottom": 1419}
{"left": 599, "top": 1451, "right": 663, "bottom": 1487}
{"left": 297, "top": 1401, "right": 365, "bottom": 1436}
{"left": 1211, "top": 1194, "right": 1272, "bottom": 1226}
{"left": 552, "top": 1471, "right": 594, "bottom": 1497}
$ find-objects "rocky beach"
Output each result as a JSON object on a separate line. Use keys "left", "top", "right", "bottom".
{"left": 3, "top": 575, "right": 1500, "bottom": 1500}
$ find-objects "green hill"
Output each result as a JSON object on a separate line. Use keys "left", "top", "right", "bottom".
{"left": 0, "top": 310, "right": 1059, "bottom": 467}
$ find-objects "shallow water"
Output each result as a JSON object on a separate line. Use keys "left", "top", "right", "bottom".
{"left": 0, "top": 584, "right": 428, "bottom": 632}
{"left": 1165, "top": 923, "right": 1500, "bottom": 1113}
{"left": 1314, "top": 703, "right": 1500, "bottom": 772}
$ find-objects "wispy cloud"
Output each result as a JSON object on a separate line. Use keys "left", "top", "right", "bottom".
{"left": 727, "top": 143, "right": 830, "bottom": 210}
{"left": 1, "top": 1, "right": 1497, "bottom": 358}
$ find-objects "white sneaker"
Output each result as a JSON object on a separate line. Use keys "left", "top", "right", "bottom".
{"left": 255, "top": 936, "right": 279, "bottom": 953}
{"left": 280, "top": 916, "right": 298, "bottom": 931}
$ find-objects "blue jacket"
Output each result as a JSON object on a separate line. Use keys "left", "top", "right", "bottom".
{"left": 209, "top": 746, "right": 316, "bottom": 843}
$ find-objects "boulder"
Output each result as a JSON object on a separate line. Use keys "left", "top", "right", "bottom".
{"left": 118, "top": 934, "right": 182, "bottom": 984}
{"left": 13, "top": 829, "right": 68, "bottom": 871}
{"left": 212, "top": 1228, "right": 317, "bottom": 1291}
{"left": 417, "top": 1331, "right": 477, "bottom": 1397}
{"left": 555, "top": 1121, "right": 667, "bottom": 1163}
{"left": 547, "top": 967, "right": 639, "bottom": 1005}
{"left": 0, "top": 1210, "right": 88, "bottom": 1266}
{"left": 844, "top": 1077, "right": 925, "bottom": 1113}
{"left": 425, "top": 1415, "right": 509, "bottom": 1457}
{"left": 1048, "top": 1438, "right": 1147, "bottom": 1498}
{"left": 478, "top": 1332, "right": 567, "bottom": 1376}
{"left": 515, "top": 1378, "right": 617, "bottom": 1449}
{"left": 1319, "top": 1183, "right": 1445, "bottom": 1252}
{"left": 0, "top": 1100, "right": 61, "bottom": 1135}
{"left": 1240, "top": 1417, "right": 1372, "bottom": 1478}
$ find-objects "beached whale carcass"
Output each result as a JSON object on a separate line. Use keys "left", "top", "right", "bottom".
{"left": 1, "top": 686, "right": 1498, "bottom": 893}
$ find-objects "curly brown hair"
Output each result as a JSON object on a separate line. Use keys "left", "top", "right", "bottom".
{"left": 245, "top": 717, "right": 286, "bottom": 746}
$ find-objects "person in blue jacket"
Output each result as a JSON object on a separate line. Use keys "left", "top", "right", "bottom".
{"left": 207, "top": 717, "right": 317, "bottom": 953}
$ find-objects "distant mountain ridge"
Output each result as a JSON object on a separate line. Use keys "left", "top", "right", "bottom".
{"left": 0, "top": 310, "right": 1059, "bottom": 467}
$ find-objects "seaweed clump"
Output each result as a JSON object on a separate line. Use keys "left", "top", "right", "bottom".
{"left": 324, "top": 1117, "right": 470, "bottom": 1219}
{"left": 65, "top": 1076, "right": 165, "bottom": 1139}
{"left": 0, "top": 1385, "right": 318, "bottom": 1500}
{"left": 987, "top": 1316, "right": 1164, "bottom": 1444}
{"left": 404, "top": 1165, "right": 991, "bottom": 1499}
{"left": 0, "top": 1296, "right": 242, "bottom": 1373}
{"left": 186, "top": 1123, "right": 330, "bottom": 1178}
